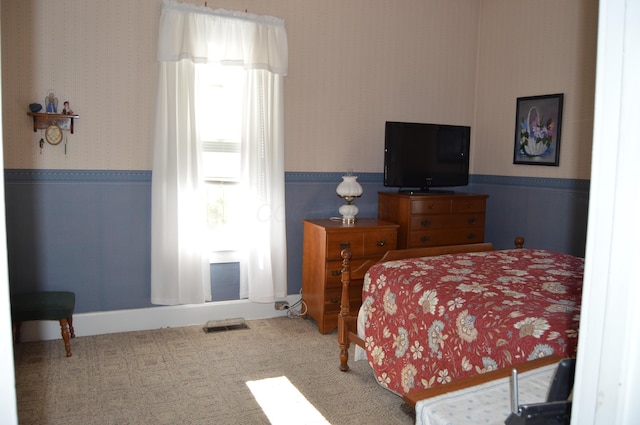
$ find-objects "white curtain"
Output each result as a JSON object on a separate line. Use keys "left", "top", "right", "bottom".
{"left": 151, "top": 0, "right": 288, "bottom": 305}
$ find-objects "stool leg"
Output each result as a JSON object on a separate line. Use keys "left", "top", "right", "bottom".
{"left": 59, "top": 318, "right": 72, "bottom": 357}
{"left": 67, "top": 315, "right": 76, "bottom": 338}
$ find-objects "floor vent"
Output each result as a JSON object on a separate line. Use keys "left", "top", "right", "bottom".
{"left": 203, "top": 317, "right": 248, "bottom": 333}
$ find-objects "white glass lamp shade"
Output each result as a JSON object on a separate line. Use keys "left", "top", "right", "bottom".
{"left": 336, "top": 175, "right": 363, "bottom": 224}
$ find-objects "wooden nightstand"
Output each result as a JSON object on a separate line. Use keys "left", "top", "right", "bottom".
{"left": 301, "top": 218, "right": 398, "bottom": 334}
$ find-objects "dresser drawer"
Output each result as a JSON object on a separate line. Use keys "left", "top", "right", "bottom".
{"left": 378, "top": 192, "right": 488, "bottom": 250}
{"left": 408, "top": 227, "right": 485, "bottom": 247}
{"left": 451, "top": 197, "right": 487, "bottom": 213}
{"left": 410, "top": 213, "right": 485, "bottom": 230}
{"left": 410, "top": 198, "right": 451, "bottom": 214}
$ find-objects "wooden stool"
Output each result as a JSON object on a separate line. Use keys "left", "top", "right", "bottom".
{"left": 10, "top": 291, "right": 76, "bottom": 357}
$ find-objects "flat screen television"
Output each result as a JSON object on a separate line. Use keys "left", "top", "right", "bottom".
{"left": 383, "top": 121, "right": 470, "bottom": 193}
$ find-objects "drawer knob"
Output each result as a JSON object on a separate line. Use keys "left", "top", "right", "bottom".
{"left": 340, "top": 242, "right": 351, "bottom": 250}
{"left": 467, "top": 233, "right": 476, "bottom": 240}
{"left": 466, "top": 203, "right": 474, "bottom": 209}
{"left": 468, "top": 217, "right": 477, "bottom": 225}
{"left": 421, "top": 219, "right": 431, "bottom": 227}
{"left": 420, "top": 236, "right": 430, "bottom": 243}
{"left": 331, "top": 270, "right": 341, "bottom": 276}
{"left": 376, "top": 240, "right": 386, "bottom": 247}
{"left": 330, "top": 297, "right": 340, "bottom": 304}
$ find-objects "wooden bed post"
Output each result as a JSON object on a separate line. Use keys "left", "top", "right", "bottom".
{"left": 338, "top": 248, "right": 352, "bottom": 372}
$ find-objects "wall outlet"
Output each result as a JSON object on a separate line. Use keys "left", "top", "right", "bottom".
{"left": 274, "top": 301, "right": 289, "bottom": 310}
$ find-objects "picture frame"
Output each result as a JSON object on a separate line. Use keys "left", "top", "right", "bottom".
{"left": 513, "top": 93, "right": 564, "bottom": 166}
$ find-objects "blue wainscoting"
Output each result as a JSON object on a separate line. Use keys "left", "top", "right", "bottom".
{"left": 4, "top": 170, "right": 154, "bottom": 313}
{"left": 4, "top": 170, "right": 589, "bottom": 314}
{"left": 469, "top": 175, "right": 590, "bottom": 256}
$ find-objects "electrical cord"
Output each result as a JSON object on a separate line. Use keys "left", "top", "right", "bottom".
{"left": 287, "top": 290, "right": 308, "bottom": 318}
{"left": 287, "top": 298, "right": 307, "bottom": 318}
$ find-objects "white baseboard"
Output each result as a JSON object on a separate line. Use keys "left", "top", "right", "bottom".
{"left": 15, "top": 295, "right": 302, "bottom": 342}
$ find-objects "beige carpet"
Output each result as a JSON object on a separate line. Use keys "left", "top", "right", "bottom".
{"left": 13, "top": 316, "right": 414, "bottom": 425}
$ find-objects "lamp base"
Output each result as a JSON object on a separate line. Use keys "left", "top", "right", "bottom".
{"left": 339, "top": 204, "right": 359, "bottom": 225}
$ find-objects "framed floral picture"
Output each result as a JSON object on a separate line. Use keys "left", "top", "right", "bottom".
{"left": 513, "top": 93, "right": 564, "bottom": 166}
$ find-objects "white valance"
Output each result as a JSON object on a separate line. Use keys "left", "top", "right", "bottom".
{"left": 157, "top": 0, "right": 288, "bottom": 75}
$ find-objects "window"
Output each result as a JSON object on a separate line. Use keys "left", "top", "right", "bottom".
{"left": 196, "top": 65, "right": 244, "bottom": 260}
{"left": 153, "top": 3, "right": 288, "bottom": 304}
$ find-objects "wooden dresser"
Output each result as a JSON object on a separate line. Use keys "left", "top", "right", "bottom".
{"left": 302, "top": 218, "right": 398, "bottom": 334}
{"left": 378, "top": 192, "right": 488, "bottom": 249}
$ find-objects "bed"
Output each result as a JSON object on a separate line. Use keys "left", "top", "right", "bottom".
{"left": 337, "top": 238, "right": 583, "bottom": 405}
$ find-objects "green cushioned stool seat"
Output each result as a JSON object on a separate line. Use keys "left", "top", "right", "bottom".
{"left": 11, "top": 291, "right": 76, "bottom": 357}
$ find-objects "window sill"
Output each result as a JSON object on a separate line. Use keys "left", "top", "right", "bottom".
{"left": 209, "top": 250, "right": 240, "bottom": 264}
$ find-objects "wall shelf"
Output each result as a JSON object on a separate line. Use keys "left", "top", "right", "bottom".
{"left": 27, "top": 112, "right": 79, "bottom": 134}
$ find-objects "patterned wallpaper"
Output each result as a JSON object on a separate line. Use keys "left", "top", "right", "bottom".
{"left": 473, "top": 0, "right": 598, "bottom": 179}
{"left": 1, "top": 0, "right": 596, "bottom": 179}
{"left": 1, "top": 1, "right": 158, "bottom": 170}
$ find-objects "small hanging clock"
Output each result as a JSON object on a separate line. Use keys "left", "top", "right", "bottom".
{"left": 45, "top": 124, "right": 63, "bottom": 146}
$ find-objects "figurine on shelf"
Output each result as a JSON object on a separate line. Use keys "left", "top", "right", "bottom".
{"left": 62, "top": 101, "right": 73, "bottom": 115}
{"left": 45, "top": 91, "right": 58, "bottom": 113}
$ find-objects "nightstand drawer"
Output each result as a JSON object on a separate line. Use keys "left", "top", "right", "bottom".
{"left": 325, "top": 228, "right": 398, "bottom": 259}
{"left": 326, "top": 233, "right": 364, "bottom": 260}
{"left": 325, "top": 258, "right": 379, "bottom": 285}
{"left": 363, "top": 229, "right": 397, "bottom": 256}
{"left": 324, "top": 284, "right": 363, "bottom": 313}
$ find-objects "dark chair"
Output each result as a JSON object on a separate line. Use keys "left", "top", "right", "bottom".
{"left": 10, "top": 291, "right": 76, "bottom": 357}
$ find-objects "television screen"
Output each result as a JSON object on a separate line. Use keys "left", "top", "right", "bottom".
{"left": 383, "top": 121, "right": 470, "bottom": 193}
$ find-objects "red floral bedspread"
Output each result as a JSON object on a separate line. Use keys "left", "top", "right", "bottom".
{"left": 358, "top": 249, "right": 583, "bottom": 395}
